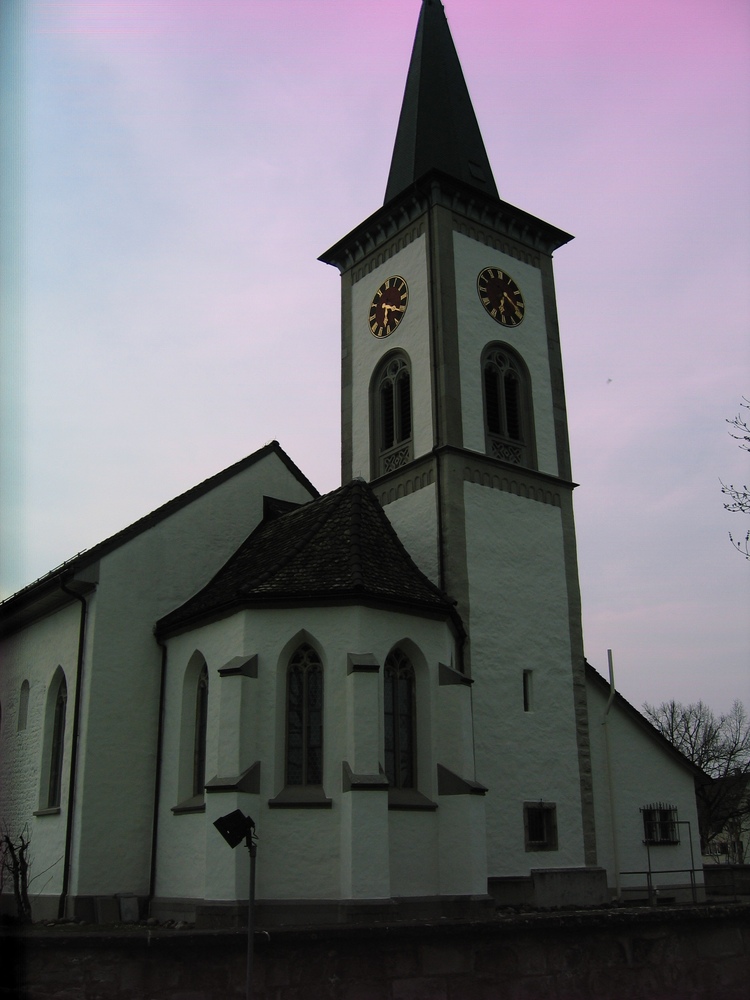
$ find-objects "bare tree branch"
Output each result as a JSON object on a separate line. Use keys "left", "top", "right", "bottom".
{"left": 722, "top": 397, "right": 750, "bottom": 558}
{"left": 643, "top": 699, "right": 750, "bottom": 860}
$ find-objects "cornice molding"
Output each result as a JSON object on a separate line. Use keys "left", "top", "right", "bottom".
{"left": 319, "top": 171, "right": 572, "bottom": 274}
{"left": 372, "top": 447, "right": 574, "bottom": 510}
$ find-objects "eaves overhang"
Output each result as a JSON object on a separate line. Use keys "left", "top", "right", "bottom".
{"left": 156, "top": 590, "right": 466, "bottom": 642}
{"left": 319, "top": 169, "right": 573, "bottom": 273}
{"left": 0, "top": 571, "right": 98, "bottom": 639}
{"left": 0, "top": 441, "right": 317, "bottom": 637}
{"left": 585, "top": 662, "right": 708, "bottom": 781}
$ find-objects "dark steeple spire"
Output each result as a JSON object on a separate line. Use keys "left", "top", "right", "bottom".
{"left": 384, "top": 0, "right": 498, "bottom": 204}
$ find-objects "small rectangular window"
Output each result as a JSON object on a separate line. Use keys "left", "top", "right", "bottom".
{"left": 523, "top": 670, "right": 533, "bottom": 712}
{"left": 524, "top": 801, "right": 557, "bottom": 852}
{"left": 641, "top": 803, "right": 679, "bottom": 845}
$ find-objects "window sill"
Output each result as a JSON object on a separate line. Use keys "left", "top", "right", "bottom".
{"left": 33, "top": 807, "right": 61, "bottom": 817}
{"left": 172, "top": 795, "right": 206, "bottom": 815}
{"left": 388, "top": 787, "right": 437, "bottom": 811}
{"left": 269, "top": 786, "right": 332, "bottom": 809}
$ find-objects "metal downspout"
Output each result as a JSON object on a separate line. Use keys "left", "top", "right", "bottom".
{"left": 603, "top": 649, "right": 621, "bottom": 899}
{"left": 58, "top": 579, "right": 88, "bottom": 920}
{"left": 148, "top": 637, "right": 169, "bottom": 910}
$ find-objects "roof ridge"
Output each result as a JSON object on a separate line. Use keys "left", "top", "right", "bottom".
{"left": 1, "top": 441, "right": 317, "bottom": 613}
{"left": 238, "top": 482, "right": 353, "bottom": 595}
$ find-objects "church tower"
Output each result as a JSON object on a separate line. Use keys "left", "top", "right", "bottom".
{"left": 321, "top": 0, "right": 597, "bottom": 883}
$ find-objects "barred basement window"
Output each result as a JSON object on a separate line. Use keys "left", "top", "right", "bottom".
{"left": 286, "top": 644, "right": 323, "bottom": 786}
{"left": 374, "top": 353, "right": 412, "bottom": 476}
{"left": 482, "top": 345, "right": 532, "bottom": 467}
{"left": 641, "top": 803, "right": 679, "bottom": 845}
{"left": 524, "top": 801, "right": 557, "bottom": 851}
{"left": 384, "top": 648, "right": 416, "bottom": 790}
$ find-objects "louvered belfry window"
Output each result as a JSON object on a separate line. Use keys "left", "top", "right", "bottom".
{"left": 286, "top": 644, "right": 323, "bottom": 786}
{"left": 377, "top": 355, "right": 412, "bottom": 475}
{"left": 384, "top": 648, "right": 416, "bottom": 789}
{"left": 483, "top": 347, "right": 529, "bottom": 466}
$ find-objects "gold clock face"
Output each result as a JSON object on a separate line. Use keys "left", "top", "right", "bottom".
{"left": 477, "top": 267, "right": 525, "bottom": 327}
{"left": 369, "top": 275, "right": 408, "bottom": 338}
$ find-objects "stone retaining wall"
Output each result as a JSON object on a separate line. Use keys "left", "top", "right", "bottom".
{"left": 4, "top": 904, "right": 749, "bottom": 1000}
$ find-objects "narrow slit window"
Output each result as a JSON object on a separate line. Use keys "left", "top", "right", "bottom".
{"left": 47, "top": 678, "right": 67, "bottom": 808}
{"left": 18, "top": 680, "right": 29, "bottom": 732}
{"left": 523, "top": 670, "right": 533, "bottom": 712}
{"left": 384, "top": 648, "right": 416, "bottom": 789}
{"left": 192, "top": 665, "right": 208, "bottom": 797}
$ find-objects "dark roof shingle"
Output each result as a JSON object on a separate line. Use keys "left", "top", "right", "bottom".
{"left": 157, "top": 479, "right": 461, "bottom": 636}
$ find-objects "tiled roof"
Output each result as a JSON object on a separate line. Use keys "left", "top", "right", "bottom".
{"left": 157, "top": 479, "right": 460, "bottom": 636}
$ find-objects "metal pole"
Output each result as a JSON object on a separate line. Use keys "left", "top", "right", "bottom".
{"left": 646, "top": 842, "right": 654, "bottom": 906}
{"left": 680, "top": 821, "right": 697, "bottom": 903}
{"left": 246, "top": 834, "right": 256, "bottom": 1000}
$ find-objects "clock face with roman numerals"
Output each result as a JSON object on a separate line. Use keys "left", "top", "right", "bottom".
{"left": 477, "top": 267, "right": 525, "bottom": 327}
{"left": 369, "top": 276, "right": 408, "bottom": 338}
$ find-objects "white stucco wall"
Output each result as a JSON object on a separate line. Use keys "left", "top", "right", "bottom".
{"left": 350, "top": 236, "right": 430, "bottom": 477}
{"left": 0, "top": 449, "right": 316, "bottom": 912}
{"left": 381, "top": 485, "right": 439, "bottom": 586}
{"left": 463, "top": 482, "right": 586, "bottom": 875}
{"left": 0, "top": 600, "right": 85, "bottom": 913}
{"left": 155, "top": 602, "right": 485, "bottom": 906}
{"left": 587, "top": 675, "right": 703, "bottom": 898}
{"left": 453, "top": 233, "right": 559, "bottom": 476}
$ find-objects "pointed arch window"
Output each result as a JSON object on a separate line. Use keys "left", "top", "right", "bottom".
{"left": 18, "top": 680, "right": 30, "bottom": 732}
{"left": 286, "top": 643, "right": 323, "bottom": 786}
{"left": 193, "top": 664, "right": 209, "bottom": 798}
{"left": 384, "top": 648, "right": 416, "bottom": 790}
{"left": 47, "top": 675, "right": 67, "bottom": 809}
{"left": 374, "top": 354, "right": 412, "bottom": 476}
{"left": 482, "top": 346, "right": 533, "bottom": 467}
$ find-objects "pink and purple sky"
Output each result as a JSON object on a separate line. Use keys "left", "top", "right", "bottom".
{"left": 2, "top": 0, "right": 749, "bottom": 713}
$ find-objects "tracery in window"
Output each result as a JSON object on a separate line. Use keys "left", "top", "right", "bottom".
{"left": 482, "top": 345, "right": 532, "bottom": 467}
{"left": 384, "top": 648, "right": 416, "bottom": 789}
{"left": 286, "top": 643, "right": 323, "bottom": 786}
{"left": 373, "top": 353, "right": 412, "bottom": 476}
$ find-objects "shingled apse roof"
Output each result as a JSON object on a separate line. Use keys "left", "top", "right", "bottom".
{"left": 157, "top": 479, "right": 461, "bottom": 636}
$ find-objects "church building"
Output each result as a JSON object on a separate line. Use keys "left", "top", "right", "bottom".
{"left": 0, "top": 1, "right": 703, "bottom": 925}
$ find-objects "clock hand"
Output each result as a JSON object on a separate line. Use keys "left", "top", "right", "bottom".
{"left": 382, "top": 303, "right": 404, "bottom": 320}
{"left": 502, "top": 292, "right": 523, "bottom": 318}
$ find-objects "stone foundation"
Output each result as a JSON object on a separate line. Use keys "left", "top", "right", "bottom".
{"left": 4, "top": 904, "right": 749, "bottom": 1000}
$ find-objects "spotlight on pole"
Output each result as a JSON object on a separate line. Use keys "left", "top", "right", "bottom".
{"left": 214, "top": 809, "right": 257, "bottom": 1000}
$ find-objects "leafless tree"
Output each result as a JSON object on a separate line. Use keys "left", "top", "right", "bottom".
{"left": 721, "top": 397, "right": 750, "bottom": 559}
{"left": 643, "top": 700, "right": 750, "bottom": 859}
{"left": 0, "top": 825, "right": 63, "bottom": 923}
{"left": 0, "top": 826, "right": 33, "bottom": 923}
